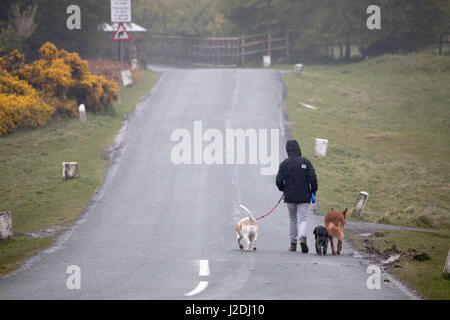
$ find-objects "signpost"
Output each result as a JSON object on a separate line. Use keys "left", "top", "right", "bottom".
{"left": 111, "top": 0, "right": 131, "bottom": 72}
{"left": 113, "top": 23, "right": 131, "bottom": 72}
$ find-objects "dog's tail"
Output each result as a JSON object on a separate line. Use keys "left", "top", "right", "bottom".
{"left": 326, "top": 223, "right": 344, "bottom": 240}
{"left": 240, "top": 204, "right": 255, "bottom": 224}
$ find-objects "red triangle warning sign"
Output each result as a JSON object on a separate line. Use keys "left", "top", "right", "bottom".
{"left": 113, "top": 23, "right": 131, "bottom": 41}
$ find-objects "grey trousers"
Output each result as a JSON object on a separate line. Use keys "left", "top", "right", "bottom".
{"left": 286, "top": 202, "right": 309, "bottom": 244}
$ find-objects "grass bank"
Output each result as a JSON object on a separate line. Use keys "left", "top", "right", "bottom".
{"left": 347, "top": 229, "right": 450, "bottom": 299}
{"left": 0, "top": 70, "right": 159, "bottom": 275}
{"left": 282, "top": 52, "right": 449, "bottom": 229}
{"left": 282, "top": 52, "right": 450, "bottom": 299}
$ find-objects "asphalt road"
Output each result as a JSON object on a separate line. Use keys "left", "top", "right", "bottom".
{"left": 0, "top": 68, "right": 413, "bottom": 299}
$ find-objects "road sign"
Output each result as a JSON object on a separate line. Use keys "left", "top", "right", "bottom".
{"left": 111, "top": 0, "right": 131, "bottom": 23}
{"left": 113, "top": 23, "right": 131, "bottom": 41}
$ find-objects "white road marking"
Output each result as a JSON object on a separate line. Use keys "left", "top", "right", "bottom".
{"left": 184, "top": 260, "right": 210, "bottom": 297}
{"left": 184, "top": 281, "right": 209, "bottom": 297}
{"left": 199, "top": 259, "right": 210, "bottom": 276}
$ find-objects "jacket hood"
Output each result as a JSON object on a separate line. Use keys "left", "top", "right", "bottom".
{"left": 286, "top": 140, "right": 302, "bottom": 157}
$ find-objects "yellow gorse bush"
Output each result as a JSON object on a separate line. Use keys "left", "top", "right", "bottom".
{"left": 0, "top": 69, "right": 54, "bottom": 135}
{"left": 0, "top": 42, "right": 118, "bottom": 135}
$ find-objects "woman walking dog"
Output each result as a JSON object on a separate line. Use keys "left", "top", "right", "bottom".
{"left": 276, "top": 140, "right": 318, "bottom": 253}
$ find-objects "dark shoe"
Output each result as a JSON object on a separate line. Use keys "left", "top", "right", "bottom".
{"left": 300, "top": 237, "right": 309, "bottom": 254}
{"left": 289, "top": 243, "right": 297, "bottom": 251}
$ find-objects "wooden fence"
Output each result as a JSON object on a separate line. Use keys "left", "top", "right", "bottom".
{"left": 439, "top": 33, "right": 450, "bottom": 55}
{"left": 146, "top": 32, "right": 289, "bottom": 67}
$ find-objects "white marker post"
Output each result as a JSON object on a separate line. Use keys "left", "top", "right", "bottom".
{"left": 0, "top": 211, "right": 13, "bottom": 240}
{"left": 130, "top": 58, "right": 138, "bottom": 70}
{"left": 263, "top": 55, "right": 271, "bottom": 68}
{"left": 62, "top": 162, "right": 79, "bottom": 180}
{"left": 79, "top": 104, "right": 86, "bottom": 123}
{"left": 121, "top": 69, "right": 133, "bottom": 87}
{"left": 443, "top": 249, "right": 450, "bottom": 277}
{"left": 294, "top": 64, "right": 304, "bottom": 76}
{"left": 314, "top": 138, "right": 328, "bottom": 157}
{"left": 352, "top": 191, "right": 370, "bottom": 218}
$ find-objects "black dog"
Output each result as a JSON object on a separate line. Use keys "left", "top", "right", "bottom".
{"left": 313, "top": 225, "right": 329, "bottom": 255}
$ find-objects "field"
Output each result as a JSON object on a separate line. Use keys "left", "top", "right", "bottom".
{"left": 0, "top": 70, "right": 159, "bottom": 275}
{"left": 282, "top": 52, "right": 450, "bottom": 299}
{"left": 283, "top": 52, "right": 450, "bottom": 229}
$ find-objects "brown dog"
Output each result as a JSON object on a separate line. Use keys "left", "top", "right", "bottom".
{"left": 324, "top": 208, "right": 347, "bottom": 255}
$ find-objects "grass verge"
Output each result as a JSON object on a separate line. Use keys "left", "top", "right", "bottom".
{"left": 0, "top": 70, "right": 159, "bottom": 276}
{"left": 282, "top": 51, "right": 450, "bottom": 299}
{"left": 347, "top": 229, "right": 450, "bottom": 300}
{"left": 282, "top": 52, "right": 449, "bottom": 229}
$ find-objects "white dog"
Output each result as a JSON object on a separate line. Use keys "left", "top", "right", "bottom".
{"left": 235, "top": 205, "right": 259, "bottom": 251}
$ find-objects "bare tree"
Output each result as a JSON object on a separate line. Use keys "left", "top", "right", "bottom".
{"left": 8, "top": 2, "right": 38, "bottom": 48}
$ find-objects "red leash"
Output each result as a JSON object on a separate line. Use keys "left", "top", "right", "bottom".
{"left": 255, "top": 195, "right": 284, "bottom": 220}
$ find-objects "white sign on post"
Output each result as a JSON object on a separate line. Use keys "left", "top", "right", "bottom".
{"left": 111, "top": 0, "right": 131, "bottom": 23}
